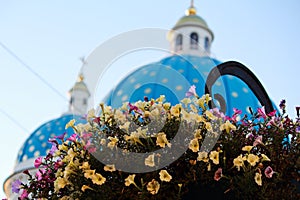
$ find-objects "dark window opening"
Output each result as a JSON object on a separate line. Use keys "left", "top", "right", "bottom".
{"left": 190, "top": 32, "right": 198, "bottom": 49}
{"left": 175, "top": 34, "right": 183, "bottom": 51}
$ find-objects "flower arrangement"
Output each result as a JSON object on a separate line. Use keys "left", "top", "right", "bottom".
{"left": 12, "top": 86, "right": 299, "bottom": 199}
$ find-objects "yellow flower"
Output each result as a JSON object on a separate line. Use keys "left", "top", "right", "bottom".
{"left": 81, "top": 185, "right": 93, "bottom": 192}
{"left": 159, "top": 170, "right": 172, "bottom": 182}
{"left": 220, "top": 120, "right": 236, "bottom": 133}
{"left": 58, "top": 143, "right": 69, "bottom": 152}
{"left": 181, "top": 109, "right": 192, "bottom": 122}
{"left": 124, "top": 132, "right": 143, "bottom": 146}
{"left": 242, "top": 145, "right": 253, "bottom": 152}
{"left": 87, "top": 109, "right": 95, "bottom": 120}
{"left": 197, "top": 151, "right": 209, "bottom": 162}
{"left": 233, "top": 155, "right": 244, "bottom": 171}
{"left": 67, "top": 148, "right": 77, "bottom": 161}
{"left": 207, "top": 163, "right": 211, "bottom": 171}
{"left": 107, "top": 136, "right": 118, "bottom": 149}
{"left": 194, "top": 129, "right": 202, "bottom": 139}
{"left": 204, "top": 110, "right": 217, "bottom": 120}
{"left": 181, "top": 98, "right": 191, "bottom": 106}
{"left": 79, "top": 162, "right": 90, "bottom": 170}
{"left": 156, "top": 132, "right": 171, "bottom": 148}
{"left": 147, "top": 179, "right": 160, "bottom": 195}
{"left": 119, "top": 121, "right": 130, "bottom": 132}
{"left": 247, "top": 154, "right": 260, "bottom": 166}
{"left": 254, "top": 172, "right": 262, "bottom": 186}
{"left": 65, "top": 119, "right": 76, "bottom": 129}
{"left": 170, "top": 104, "right": 181, "bottom": 117}
{"left": 189, "top": 138, "right": 199, "bottom": 152}
{"left": 91, "top": 173, "right": 106, "bottom": 185}
{"left": 261, "top": 154, "right": 271, "bottom": 162}
{"left": 84, "top": 169, "right": 95, "bottom": 179}
{"left": 156, "top": 95, "right": 165, "bottom": 103}
{"left": 205, "top": 122, "right": 212, "bottom": 131}
{"left": 104, "top": 164, "right": 116, "bottom": 172}
{"left": 195, "top": 115, "right": 206, "bottom": 123}
{"left": 54, "top": 177, "right": 69, "bottom": 192}
{"left": 163, "top": 102, "right": 171, "bottom": 110}
{"left": 209, "top": 150, "right": 219, "bottom": 165}
{"left": 100, "top": 139, "right": 106, "bottom": 145}
{"left": 190, "top": 104, "right": 198, "bottom": 113}
{"left": 145, "top": 154, "right": 155, "bottom": 167}
{"left": 197, "top": 98, "right": 206, "bottom": 110}
{"left": 124, "top": 174, "right": 136, "bottom": 186}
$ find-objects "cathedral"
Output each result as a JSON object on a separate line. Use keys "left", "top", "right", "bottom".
{"left": 3, "top": 2, "right": 276, "bottom": 199}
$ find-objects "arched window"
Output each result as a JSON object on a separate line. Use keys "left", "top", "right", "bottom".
{"left": 175, "top": 34, "right": 183, "bottom": 51}
{"left": 190, "top": 32, "right": 198, "bottom": 49}
{"left": 204, "top": 37, "right": 210, "bottom": 50}
{"left": 70, "top": 97, "right": 74, "bottom": 104}
{"left": 83, "top": 98, "right": 87, "bottom": 105}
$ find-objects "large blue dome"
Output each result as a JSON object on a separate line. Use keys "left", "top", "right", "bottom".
{"left": 16, "top": 114, "right": 86, "bottom": 166}
{"left": 104, "top": 55, "right": 277, "bottom": 116}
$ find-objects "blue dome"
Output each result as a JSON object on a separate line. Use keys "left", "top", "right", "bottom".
{"left": 104, "top": 55, "right": 277, "bottom": 116}
{"left": 16, "top": 114, "right": 86, "bottom": 165}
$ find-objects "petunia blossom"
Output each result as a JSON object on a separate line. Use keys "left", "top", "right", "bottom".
{"left": 185, "top": 85, "right": 198, "bottom": 98}
{"left": 11, "top": 179, "right": 22, "bottom": 193}
{"left": 34, "top": 157, "right": 43, "bottom": 168}
{"left": 214, "top": 168, "right": 223, "bottom": 181}
{"left": 264, "top": 166, "right": 274, "bottom": 178}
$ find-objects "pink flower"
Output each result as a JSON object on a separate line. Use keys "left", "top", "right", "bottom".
{"left": 264, "top": 166, "right": 274, "bottom": 178}
{"left": 185, "top": 85, "right": 198, "bottom": 98}
{"left": 214, "top": 168, "right": 222, "bottom": 181}
{"left": 67, "top": 133, "right": 78, "bottom": 142}
{"left": 233, "top": 108, "right": 242, "bottom": 115}
{"left": 54, "top": 160, "right": 63, "bottom": 170}
{"left": 257, "top": 107, "right": 267, "bottom": 119}
{"left": 267, "top": 110, "right": 277, "bottom": 117}
{"left": 128, "top": 103, "right": 138, "bottom": 113}
{"left": 20, "top": 189, "right": 28, "bottom": 200}
{"left": 81, "top": 132, "right": 93, "bottom": 141}
{"left": 253, "top": 135, "right": 263, "bottom": 146}
{"left": 34, "top": 157, "right": 43, "bottom": 168}
{"left": 36, "top": 169, "right": 45, "bottom": 181}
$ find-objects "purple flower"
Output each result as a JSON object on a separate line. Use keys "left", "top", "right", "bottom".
{"left": 11, "top": 179, "right": 22, "bottom": 193}
{"left": 185, "top": 85, "right": 198, "bottom": 98}
{"left": 264, "top": 166, "right": 274, "bottom": 178}
{"left": 34, "top": 157, "right": 43, "bottom": 168}
{"left": 279, "top": 99, "right": 286, "bottom": 109}
{"left": 49, "top": 143, "right": 58, "bottom": 155}
{"left": 54, "top": 132, "right": 66, "bottom": 141}
{"left": 296, "top": 106, "right": 300, "bottom": 118}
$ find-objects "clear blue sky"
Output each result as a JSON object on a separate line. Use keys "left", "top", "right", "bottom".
{"left": 1, "top": 0, "right": 299, "bottom": 198}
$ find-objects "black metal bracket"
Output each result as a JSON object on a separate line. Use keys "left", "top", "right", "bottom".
{"left": 205, "top": 61, "right": 274, "bottom": 114}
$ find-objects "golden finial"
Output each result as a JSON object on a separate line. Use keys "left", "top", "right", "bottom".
{"left": 78, "top": 73, "right": 84, "bottom": 82}
{"left": 185, "top": 0, "right": 197, "bottom": 16}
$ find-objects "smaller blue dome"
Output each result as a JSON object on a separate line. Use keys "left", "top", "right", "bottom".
{"left": 16, "top": 114, "right": 86, "bottom": 165}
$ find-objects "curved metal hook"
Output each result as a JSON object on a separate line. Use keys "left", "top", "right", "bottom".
{"left": 205, "top": 61, "right": 274, "bottom": 114}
